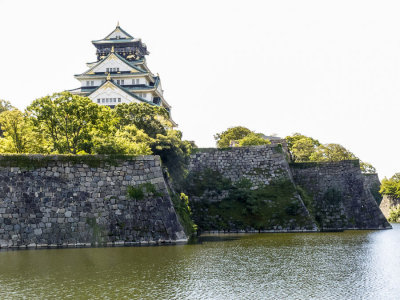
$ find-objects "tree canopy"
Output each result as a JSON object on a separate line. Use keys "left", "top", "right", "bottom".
{"left": 309, "top": 143, "right": 357, "bottom": 162}
{"left": 27, "top": 92, "right": 114, "bottom": 154}
{"left": 0, "top": 93, "right": 195, "bottom": 186}
{"left": 285, "top": 133, "right": 320, "bottom": 162}
{"left": 214, "top": 126, "right": 270, "bottom": 148}
{"left": 380, "top": 173, "right": 400, "bottom": 198}
{"left": 285, "top": 133, "right": 376, "bottom": 173}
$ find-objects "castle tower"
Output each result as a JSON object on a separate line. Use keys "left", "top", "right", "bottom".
{"left": 70, "top": 23, "right": 175, "bottom": 125}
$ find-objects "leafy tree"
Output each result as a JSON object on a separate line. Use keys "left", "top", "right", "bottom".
{"left": 152, "top": 129, "right": 195, "bottom": 186}
{"left": 238, "top": 133, "right": 271, "bottom": 147}
{"left": 114, "top": 102, "right": 170, "bottom": 138}
{"left": 0, "top": 99, "right": 15, "bottom": 114}
{"left": 0, "top": 109, "right": 34, "bottom": 153}
{"left": 92, "top": 124, "right": 153, "bottom": 155}
{"left": 214, "top": 126, "right": 253, "bottom": 148}
{"left": 27, "top": 92, "right": 114, "bottom": 154}
{"left": 285, "top": 133, "right": 320, "bottom": 162}
{"left": 380, "top": 173, "right": 400, "bottom": 198}
{"left": 309, "top": 143, "right": 357, "bottom": 162}
{"left": 0, "top": 99, "right": 16, "bottom": 137}
{"left": 360, "top": 162, "right": 377, "bottom": 174}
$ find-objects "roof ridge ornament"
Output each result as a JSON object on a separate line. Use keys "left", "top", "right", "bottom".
{"left": 117, "top": 21, "right": 120, "bottom": 27}
{"left": 111, "top": 45, "right": 115, "bottom": 53}
{"left": 107, "top": 73, "right": 111, "bottom": 81}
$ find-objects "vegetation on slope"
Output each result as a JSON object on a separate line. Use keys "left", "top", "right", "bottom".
{"left": 184, "top": 169, "right": 314, "bottom": 231}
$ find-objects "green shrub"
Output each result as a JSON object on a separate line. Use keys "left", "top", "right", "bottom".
{"left": 388, "top": 205, "right": 400, "bottom": 222}
{"left": 171, "top": 192, "right": 197, "bottom": 236}
{"left": 127, "top": 183, "right": 161, "bottom": 200}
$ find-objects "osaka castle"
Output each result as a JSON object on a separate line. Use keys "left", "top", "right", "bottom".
{"left": 70, "top": 23, "right": 175, "bottom": 125}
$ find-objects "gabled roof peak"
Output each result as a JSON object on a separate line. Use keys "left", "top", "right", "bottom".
{"left": 104, "top": 23, "right": 134, "bottom": 40}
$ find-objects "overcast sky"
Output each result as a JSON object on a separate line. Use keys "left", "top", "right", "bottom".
{"left": 0, "top": 0, "right": 399, "bottom": 178}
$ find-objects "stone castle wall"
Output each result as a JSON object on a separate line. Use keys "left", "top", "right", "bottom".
{"left": 380, "top": 195, "right": 400, "bottom": 219}
{"left": 291, "top": 161, "right": 391, "bottom": 230}
{"left": 363, "top": 173, "right": 383, "bottom": 205}
{"left": 187, "top": 145, "right": 317, "bottom": 231}
{"left": 188, "top": 146, "right": 390, "bottom": 232}
{"left": 0, "top": 155, "right": 186, "bottom": 249}
{"left": 189, "top": 145, "right": 292, "bottom": 187}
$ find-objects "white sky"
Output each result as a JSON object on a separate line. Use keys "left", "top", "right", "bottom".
{"left": 0, "top": 0, "right": 399, "bottom": 178}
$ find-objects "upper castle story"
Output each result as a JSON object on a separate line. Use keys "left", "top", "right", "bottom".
{"left": 70, "top": 23, "right": 176, "bottom": 125}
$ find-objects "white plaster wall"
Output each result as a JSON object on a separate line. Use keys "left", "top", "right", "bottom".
{"left": 130, "top": 77, "right": 148, "bottom": 85}
{"left": 80, "top": 79, "right": 104, "bottom": 87}
{"left": 89, "top": 84, "right": 141, "bottom": 105}
{"left": 91, "top": 56, "right": 132, "bottom": 73}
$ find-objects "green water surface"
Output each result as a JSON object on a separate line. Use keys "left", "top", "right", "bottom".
{"left": 1, "top": 225, "right": 400, "bottom": 299}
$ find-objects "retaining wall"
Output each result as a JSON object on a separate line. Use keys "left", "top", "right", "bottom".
{"left": 291, "top": 161, "right": 391, "bottom": 230}
{"left": 0, "top": 155, "right": 186, "bottom": 249}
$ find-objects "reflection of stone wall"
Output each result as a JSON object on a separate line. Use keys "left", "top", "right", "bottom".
{"left": 380, "top": 195, "right": 400, "bottom": 219}
{"left": 291, "top": 161, "right": 391, "bottom": 230}
{"left": 0, "top": 155, "right": 186, "bottom": 249}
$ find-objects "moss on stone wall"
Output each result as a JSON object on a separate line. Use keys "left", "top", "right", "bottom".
{"left": 0, "top": 154, "right": 141, "bottom": 169}
{"left": 185, "top": 169, "right": 314, "bottom": 231}
{"left": 127, "top": 183, "right": 162, "bottom": 200}
{"left": 170, "top": 192, "right": 197, "bottom": 237}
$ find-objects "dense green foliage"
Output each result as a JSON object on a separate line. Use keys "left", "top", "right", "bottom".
{"left": 285, "top": 133, "right": 376, "bottom": 174}
{"left": 380, "top": 173, "right": 400, "bottom": 198}
{"left": 309, "top": 144, "right": 356, "bottom": 162}
{"left": 285, "top": 133, "right": 320, "bottom": 162}
{"left": 185, "top": 169, "right": 313, "bottom": 231}
{"left": 170, "top": 192, "right": 197, "bottom": 236}
{"left": 0, "top": 93, "right": 194, "bottom": 183}
{"left": 27, "top": 92, "right": 114, "bottom": 154}
{"left": 214, "top": 126, "right": 270, "bottom": 148}
{"left": 360, "top": 162, "right": 377, "bottom": 174}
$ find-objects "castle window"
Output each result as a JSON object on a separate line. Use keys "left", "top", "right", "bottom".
{"left": 117, "top": 68, "right": 120, "bottom": 72}
{"left": 97, "top": 99, "right": 100, "bottom": 103}
{"left": 86, "top": 81, "right": 90, "bottom": 86}
{"left": 106, "top": 68, "right": 109, "bottom": 73}
{"left": 136, "top": 79, "right": 140, "bottom": 84}
{"left": 118, "top": 98, "right": 121, "bottom": 102}
{"left": 121, "top": 80, "right": 124, "bottom": 85}
{"left": 102, "top": 99, "right": 105, "bottom": 103}
{"left": 91, "top": 81, "right": 94, "bottom": 86}
{"left": 117, "top": 80, "right": 120, "bottom": 85}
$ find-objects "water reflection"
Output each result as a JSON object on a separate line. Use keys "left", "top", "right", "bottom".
{"left": 0, "top": 226, "right": 400, "bottom": 299}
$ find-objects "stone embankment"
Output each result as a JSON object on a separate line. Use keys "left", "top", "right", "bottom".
{"left": 0, "top": 155, "right": 186, "bottom": 249}
{"left": 188, "top": 146, "right": 318, "bottom": 232}
{"left": 380, "top": 195, "right": 400, "bottom": 219}
{"left": 188, "top": 145, "right": 391, "bottom": 232}
{"left": 291, "top": 161, "right": 391, "bottom": 230}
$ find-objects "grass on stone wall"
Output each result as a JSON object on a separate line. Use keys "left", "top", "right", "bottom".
{"left": 185, "top": 169, "right": 314, "bottom": 231}
{"left": 127, "top": 183, "right": 162, "bottom": 200}
{"left": 170, "top": 192, "right": 197, "bottom": 236}
{"left": 0, "top": 154, "right": 141, "bottom": 169}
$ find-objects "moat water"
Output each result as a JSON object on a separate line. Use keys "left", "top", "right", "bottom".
{"left": 1, "top": 225, "right": 400, "bottom": 299}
